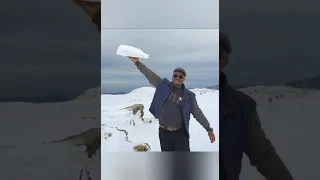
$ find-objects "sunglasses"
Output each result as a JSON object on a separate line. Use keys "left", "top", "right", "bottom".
{"left": 173, "top": 74, "right": 184, "bottom": 79}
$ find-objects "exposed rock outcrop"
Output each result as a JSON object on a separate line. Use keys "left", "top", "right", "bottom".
{"left": 134, "top": 143, "right": 151, "bottom": 152}
{"left": 42, "top": 128, "right": 101, "bottom": 158}
{"left": 124, "top": 104, "right": 144, "bottom": 119}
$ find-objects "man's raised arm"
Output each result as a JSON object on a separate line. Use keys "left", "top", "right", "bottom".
{"left": 129, "top": 57, "right": 162, "bottom": 87}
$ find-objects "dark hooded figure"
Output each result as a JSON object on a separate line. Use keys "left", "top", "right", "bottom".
{"left": 219, "top": 31, "right": 294, "bottom": 180}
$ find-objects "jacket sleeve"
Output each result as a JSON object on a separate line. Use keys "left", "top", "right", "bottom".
{"left": 135, "top": 61, "right": 162, "bottom": 87}
{"left": 92, "top": 9, "right": 101, "bottom": 34}
{"left": 191, "top": 95, "right": 212, "bottom": 132}
{"left": 245, "top": 109, "right": 294, "bottom": 180}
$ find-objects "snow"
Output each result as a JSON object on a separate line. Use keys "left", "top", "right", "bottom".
{"left": 101, "top": 86, "right": 219, "bottom": 180}
{"left": 0, "top": 87, "right": 100, "bottom": 180}
{"left": 1, "top": 84, "right": 318, "bottom": 180}
{"left": 239, "top": 85, "right": 320, "bottom": 180}
{"left": 102, "top": 85, "right": 320, "bottom": 179}
{"left": 101, "top": 87, "right": 219, "bottom": 152}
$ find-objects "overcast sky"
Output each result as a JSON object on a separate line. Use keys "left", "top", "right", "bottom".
{"left": 102, "top": 0, "right": 219, "bottom": 29}
{"left": 0, "top": 0, "right": 100, "bottom": 101}
{"left": 101, "top": 29, "right": 219, "bottom": 93}
{"left": 220, "top": 0, "right": 320, "bottom": 86}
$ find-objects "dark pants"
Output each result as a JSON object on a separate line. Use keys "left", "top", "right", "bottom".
{"left": 158, "top": 127, "right": 190, "bottom": 151}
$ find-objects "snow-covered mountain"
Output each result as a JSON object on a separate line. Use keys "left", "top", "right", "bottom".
{"left": 101, "top": 87, "right": 219, "bottom": 152}
{"left": 285, "top": 75, "right": 320, "bottom": 89}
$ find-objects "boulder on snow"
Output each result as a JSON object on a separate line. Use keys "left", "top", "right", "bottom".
{"left": 134, "top": 143, "right": 151, "bottom": 152}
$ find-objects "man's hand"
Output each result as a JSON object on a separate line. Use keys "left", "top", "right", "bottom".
{"left": 208, "top": 131, "right": 215, "bottom": 143}
{"left": 128, "top": 56, "right": 139, "bottom": 63}
{"left": 72, "top": 0, "right": 100, "bottom": 18}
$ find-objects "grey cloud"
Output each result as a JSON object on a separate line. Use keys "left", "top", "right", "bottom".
{"left": 102, "top": 0, "right": 218, "bottom": 29}
{"left": 220, "top": 0, "right": 320, "bottom": 86}
{"left": 101, "top": 29, "right": 218, "bottom": 93}
{"left": 0, "top": 0, "right": 100, "bottom": 101}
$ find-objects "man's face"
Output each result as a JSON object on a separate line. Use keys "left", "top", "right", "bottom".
{"left": 172, "top": 72, "right": 185, "bottom": 87}
{"left": 219, "top": 43, "right": 229, "bottom": 75}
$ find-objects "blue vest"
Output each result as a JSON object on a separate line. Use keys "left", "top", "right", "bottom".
{"left": 149, "top": 78, "right": 194, "bottom": 138}
{"left": 220, "top": 83, "right": 256, "bottom": 180}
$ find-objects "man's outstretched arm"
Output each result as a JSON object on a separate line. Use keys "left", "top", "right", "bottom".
{"left": 245, "top": 109, "right": 294, "bottom": 180}
{"left": 130, "top": 58, "right": 162, "bottom": 87}
{"left": 191, "top": 95, "right": 212, "bottom": 132}
{"left": 191, "top": 95, "right": 215, "bottom": 143}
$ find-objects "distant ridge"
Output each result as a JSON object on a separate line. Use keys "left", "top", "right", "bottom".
{"left": 285, "top": 76, "right": 320, "bottom": 89}
{"left": 0, "top": 86, "right": 100, "bottom": 103}
{"left": 206, "top": 85, "right": 219, "bottom": 89}
{"left": 0, "top": 94, "right": 72, "bottom": 103}
{"left": 105, "top": 86, "right": 219, "bottom": 95}
{"left": 105, "top": 92, "right": 127, "bottom": 95}
{"left": 102, "top": 75, "right": 320, "bottom": 95}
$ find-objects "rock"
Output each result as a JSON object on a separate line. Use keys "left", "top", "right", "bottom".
{"left": 42, "top": 128, "right": 101, "bottom": 158}
{"left": 124, "top": 104, "right": 145, "bottom": 121}
{"left": 103, "top": 132, "right": 112, "bottom": 139}
{"left": 125, "top": 104, "right": 144, "bottom": 115}
{"left": 134, "top": 143, "right": 151, "bottom": 152}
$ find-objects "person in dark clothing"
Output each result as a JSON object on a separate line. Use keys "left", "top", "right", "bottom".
{"left": 128, "top": 57, "right": 216, "bottom": 151}
{"left": 72, "top": 0, "right": 101, "bottom": 33}
{"left": 219, "top": 31, "right": 294, "bottom": 180}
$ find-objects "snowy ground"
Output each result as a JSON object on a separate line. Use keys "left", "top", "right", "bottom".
{"left": 101, "top": 87, "right": 219, "bottom": 152}
{"left": 102, "top": 85, "right": 320, "bottom": 180}
{"left": 239, "top": 85, "right": 320, "bottom": 180}
{"left": 0, "top": 87, "right": 100, "bottom": 180}
{"left": 1, "top": 84, "right": 319, "bottom": 180}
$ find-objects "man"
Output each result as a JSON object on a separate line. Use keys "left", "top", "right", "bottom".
{"left": 128, "top": 56, "right": 215, "bottom": 151}
{"left": 219, "top": 31, "right": 294, "bottom": 180}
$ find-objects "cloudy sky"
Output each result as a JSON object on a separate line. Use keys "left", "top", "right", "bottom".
{"left": 220, "top": 0, "right": 320, "bottom": 87}
{"left": 101, "top": 29, "right": 219, "bottom": 93}
{"left": 0, "top": 0, "right": 100, "bottom": 101}
{"left": 102, "top": 0, "right": 219, "bottom": 29}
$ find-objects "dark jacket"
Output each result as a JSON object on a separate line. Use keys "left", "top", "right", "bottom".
{"left": 135, "top": 61, "right": 212, "bottom": 135}
{"left": 92, "top": 9, "right": 101, "bottom": 34}
{"left": 220, "top": 72, "right": 294, "bottom": 180}
{"left": 149, "top": 78, "right": 194, "bottom": 137}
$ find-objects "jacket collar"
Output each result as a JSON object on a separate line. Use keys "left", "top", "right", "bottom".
{"left": 169, "top": 81, "right": 185, "bottom": 89}
{"left": 168, "top": 81, "right": 190, "bottom": 100}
